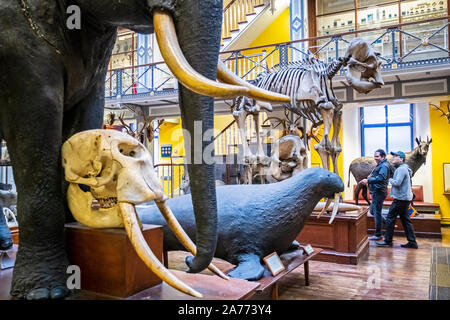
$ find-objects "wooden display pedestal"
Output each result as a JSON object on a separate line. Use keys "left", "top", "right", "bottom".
{"left": 367, "top": 210, "right": 442, "bottom": 238}
{"left": 296, "top": 207, "right": 369, "bottom": 265}
{"left": 65, "top": 222, "right": 163, "bottom": 298}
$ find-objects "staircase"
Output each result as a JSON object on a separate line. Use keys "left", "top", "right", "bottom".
{"left": 221, "top": 0, "right": 268, "bottom": 50}
{"left": 213, "top": 112, "right": 273, "bottom": 156}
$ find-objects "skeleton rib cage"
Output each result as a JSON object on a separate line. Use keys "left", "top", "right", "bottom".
{"left": 245, "top": 58, "right": 344, "bottom": 126}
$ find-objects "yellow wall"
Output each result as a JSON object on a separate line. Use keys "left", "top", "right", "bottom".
{"left": 158, "top": 114, "right": 236, "bottom": 196}
{"left": 227, "top": 7, "right": 291, "bottom": 76}
{"left": 430, "top": 100, "right": 450, "bottom": 225}
{"left": 248, "top": 8, "right": 291, "bottom": 48}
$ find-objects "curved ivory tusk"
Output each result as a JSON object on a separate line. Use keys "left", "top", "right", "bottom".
{"left": 217, "top": 60, "right": 291, "bottom": 103}
{"left": 119, "top": 203, "right": 203, "bottom": 298}
{"left": 329, "top": 193, "right": 341, "bottom": 224}
{"left": 317, "top": 197, "right": 332, "bottom": 219}
{"left": 155, "top": 200, "right": 229, "bottom": 280}
{"left": 153, "top": 11, "right": 249, "bottom": 98}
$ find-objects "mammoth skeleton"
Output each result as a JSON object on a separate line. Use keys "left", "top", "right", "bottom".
{"left": 231, "top": 37, "right": 384, "bottom": 178}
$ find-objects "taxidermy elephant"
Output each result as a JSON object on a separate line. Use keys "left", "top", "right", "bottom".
{"left": 137, "top": 167, "right": 345, "bottom": 280}
{"left": 0, "top": 0, "right": 287, "bottom": 299}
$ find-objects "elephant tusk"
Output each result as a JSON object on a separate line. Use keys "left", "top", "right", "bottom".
{"left": 329, "top": 193, "right": 340, "bottom": 224}
{"left": 155, "top": 200, "right": 230, "bottom": 280}
{"left": 217, "top": 60, "right": 291, "bottom": 103}
{"left": 316, "top": 197, "right": 332, "bottom": 219}
{"left": 153, "top": 11, "right": 249, "bottom": 98}
{"left": 119, "top": 202, "right": 203, "bottom": 298}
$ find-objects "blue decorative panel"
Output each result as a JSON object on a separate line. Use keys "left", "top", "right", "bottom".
{"left": 290, "top": 0, "right": 307, "bottom": 61}
{"left": 161, "top": 144, "right": 172, "bottom": 158}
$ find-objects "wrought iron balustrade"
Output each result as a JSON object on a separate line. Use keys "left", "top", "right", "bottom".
{"left": 106, "top": 16, "right": 450, "bottom": 100}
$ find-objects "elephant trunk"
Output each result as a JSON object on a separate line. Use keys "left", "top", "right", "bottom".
{"left": 172, "top": 0, "right": 222, "bottom": 273}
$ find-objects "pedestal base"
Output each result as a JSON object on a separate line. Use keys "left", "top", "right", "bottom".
{"left": 296, "top": 207, "right": 369, "bottom": 265}
{"left": 65, "top": 222, "right": 163, "bottom": 298}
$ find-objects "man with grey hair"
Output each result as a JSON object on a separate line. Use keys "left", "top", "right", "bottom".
{"left": 376, "top": 151, "right": 418, "bottom": 249}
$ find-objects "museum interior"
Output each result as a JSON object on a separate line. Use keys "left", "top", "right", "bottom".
{"left": 1, "top": 0, "right": 450, "bottom": 301}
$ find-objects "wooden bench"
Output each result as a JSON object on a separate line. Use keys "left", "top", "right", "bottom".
{"left": 223, "top": 247, "right": 323, "bottom": 300}
{"left": 127, "top": 269, "right": 260, "bottom": 300}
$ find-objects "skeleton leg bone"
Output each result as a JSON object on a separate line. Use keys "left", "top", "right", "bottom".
{"left": 315, "top": 106, "right": 334, "bottom": 171}
{"left": 253, "top": 110, "right": 270, "bottom": 165}
{"left": 233, "top": 109, "right": 255, "bottom": 165}
{"left": 330, "top": 109, "right": 342, "bottom": 176}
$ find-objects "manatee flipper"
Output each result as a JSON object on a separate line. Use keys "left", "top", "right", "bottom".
{"left": 287, "top": 240, "right": 300, "bottom": 251}
{"left": 227, "top": 253, "right": 265, "bottom": 281}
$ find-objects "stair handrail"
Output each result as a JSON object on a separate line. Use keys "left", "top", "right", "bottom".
{"left": 213, "top": 119, "right": 236, "bottom": 143}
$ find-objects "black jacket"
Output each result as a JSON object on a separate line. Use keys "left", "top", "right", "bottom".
{"left": 368, "top": 158, "right": 390, "bottom": 194}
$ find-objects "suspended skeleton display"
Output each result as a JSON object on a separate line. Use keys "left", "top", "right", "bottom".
{"left": 230, "top": 38, "right": 383, "bottom": 176}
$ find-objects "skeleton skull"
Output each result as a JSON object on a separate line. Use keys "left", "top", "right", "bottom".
{"left": 344, "top": 38, "right": 384, "bottom": 94}
{"left": 62, "top": 129, "right": 226, "bottom": 298}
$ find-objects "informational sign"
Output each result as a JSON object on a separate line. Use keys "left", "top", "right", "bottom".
{"left": 301, "top": 244, "right": 315, "bottom": 256}
{"left": 263, "top": 252, "right": 285, "bottom": 276}
{"left": 161, "top": 144, "right": 172, "bottom": 158}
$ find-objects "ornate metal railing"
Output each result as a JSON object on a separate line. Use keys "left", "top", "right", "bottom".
{"left": 105, "top": 16, "right": 450, "bottom": 100}
{"left": 155, "top": 162, "right": 185, "bottom": 198}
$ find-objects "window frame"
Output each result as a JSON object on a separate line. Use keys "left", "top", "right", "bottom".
{"left": 360, "top": 103, "right": 414, "bottom": 156}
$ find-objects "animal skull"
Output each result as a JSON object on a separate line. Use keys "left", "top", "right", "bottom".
{"left": 62, "top": 129, "right": 210, "bottom": 298}
{"left": 344, "top": 38, "right": 384, "bottom": 94}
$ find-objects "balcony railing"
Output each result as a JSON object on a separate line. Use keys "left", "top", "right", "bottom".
{"left": 105, "top": 16, "right": 450, "bottom": 100}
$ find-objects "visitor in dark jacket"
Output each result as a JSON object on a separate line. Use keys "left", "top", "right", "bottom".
{"left": 377, "top": 151, "right": 418, "bottom": 249}
{"left": 360, "top": 149, "right": 389, "bottom": 241}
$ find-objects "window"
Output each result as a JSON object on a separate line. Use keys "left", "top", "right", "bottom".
{"left": 361, "top": 104, "right": 413, "bottom": 156}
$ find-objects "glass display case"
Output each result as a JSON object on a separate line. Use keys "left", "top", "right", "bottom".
{"left": 315, "top": 0, "right": 448, "bottom": 63}
{"left": 110, "top": 32, "right": 137, "bottom": 71}
{"left": 316, "top": 0, "right": 355, "bottom": 16}
{"left": 400, "top": 0, "right": 448, "bottom": 61}
{"left": 357, "top": 3, "right": 400, "bottom": 30}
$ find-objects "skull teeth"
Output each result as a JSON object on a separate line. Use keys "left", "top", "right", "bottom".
{"left": 91, "top": 197, "right": 118, "bottom": 209}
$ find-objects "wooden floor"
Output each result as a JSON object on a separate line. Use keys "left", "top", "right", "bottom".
{"left": 1, "top": 228, "right": 449, "bottom": 300}
{"left": 167, "top": 228, "right": 450, "bottom": 300}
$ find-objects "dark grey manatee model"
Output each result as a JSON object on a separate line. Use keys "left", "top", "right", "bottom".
{"left": 0, "top": 183, "right": 14, "bottom": 251}
{"left": 138, "top": 167, "right": 345, "bottom": 280}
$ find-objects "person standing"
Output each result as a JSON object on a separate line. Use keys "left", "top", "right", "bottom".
{"left": 376, "top": 151, "right": 418, "bottom": 249}
{"left": 360, "top": 149, "right": 390, "bottom": 241}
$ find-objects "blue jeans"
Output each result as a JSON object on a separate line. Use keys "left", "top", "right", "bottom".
{"left": 370, "top": 191, "right": 387, "bottom": 237}
{"left": 0, "top": 202, "right": 13, "bottom": 250}
{"left": 384, "top": 199, "right": 417, "bottom": 244}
